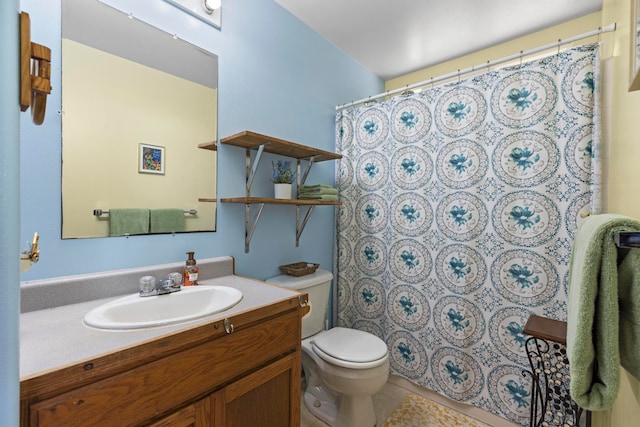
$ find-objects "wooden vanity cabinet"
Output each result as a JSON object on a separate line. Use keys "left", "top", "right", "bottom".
{"left": 20, "top": 297, "right": 305, "bottom": 427}
{"left": 147, "top": 398, "right": 211, "bottom": 427}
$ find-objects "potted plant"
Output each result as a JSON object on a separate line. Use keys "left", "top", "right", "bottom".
{"left": 272, "top": 159, "right": 295, "bottom": 199}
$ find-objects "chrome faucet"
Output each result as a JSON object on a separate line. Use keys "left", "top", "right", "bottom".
{"left": 139, "top": 275, "right": 182, "bottom": 297}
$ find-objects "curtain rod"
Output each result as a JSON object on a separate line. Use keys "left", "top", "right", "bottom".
{"left": 336, "top": 23, "right": 616, "bottom": 111}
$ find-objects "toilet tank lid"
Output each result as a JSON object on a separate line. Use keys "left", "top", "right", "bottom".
{"left": 265, "top": 268, "right": 333, "bottom": 290}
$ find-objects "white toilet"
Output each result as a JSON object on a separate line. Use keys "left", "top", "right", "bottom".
{"left": 266, "top": 269, "right": 389, "bottom": 427}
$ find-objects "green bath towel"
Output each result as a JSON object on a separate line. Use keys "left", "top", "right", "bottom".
{"left": 567, "top": 213, "right": 640, "bottom": 410}
{"left": 617, "top": 243, "right": 640, "bottom": 380}
{"left": 150, "top": 209, "right": 186, "bottom": 233}
{"left": 109, "top": 208, "right": 150, "bottom": 236}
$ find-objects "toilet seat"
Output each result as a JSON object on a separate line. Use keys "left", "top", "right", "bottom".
{"left": 311, "top": 327, "right": 388, "bottom": 369}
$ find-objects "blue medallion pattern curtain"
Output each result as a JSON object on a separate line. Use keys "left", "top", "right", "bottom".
{"left": 335, "top": 44, "right": 600, "bottom": 425}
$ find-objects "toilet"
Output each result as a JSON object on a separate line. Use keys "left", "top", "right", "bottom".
{"left": 266, "top": 269, "right": 389, "bottom": 427}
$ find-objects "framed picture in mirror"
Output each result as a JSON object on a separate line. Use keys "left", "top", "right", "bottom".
{"left": 630, "top": 0, "right": 640, "bottom": 90}
{"left": 139, "top": 143, "right": 165, "bottom": 175}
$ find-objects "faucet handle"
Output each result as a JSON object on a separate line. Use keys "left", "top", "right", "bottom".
{"left": 139, "top": 276, "right": 156, "bottom": 293}
{"left": 168, "top": 272, "right": 183, "bottom": 287}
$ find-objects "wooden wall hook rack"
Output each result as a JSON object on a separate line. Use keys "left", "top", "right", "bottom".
{"left": 20, "top": 12, "right": 52, "bottom": 125}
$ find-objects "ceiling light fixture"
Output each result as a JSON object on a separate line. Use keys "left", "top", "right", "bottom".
{"left": 162, "top": 0, "right": 221, "bottom": 29}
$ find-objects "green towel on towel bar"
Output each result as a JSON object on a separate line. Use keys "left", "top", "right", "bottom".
{"left": 109, "top": 208, "right": 149, "bottom": 237}
{"left": 150, "top": 209, "right": 186, "bottom": 233}
{"left": 567, "top": 213, "right": 640, "bottom": 410}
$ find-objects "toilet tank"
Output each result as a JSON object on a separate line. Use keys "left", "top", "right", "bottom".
{"left": 265, "top": 269, "right": 333, "bottom": 339}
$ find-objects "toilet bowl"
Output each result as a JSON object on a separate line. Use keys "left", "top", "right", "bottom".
{"left": 302, "top": 327, "right": 389, "bottom": 427}
{"left": 266, "top": 270, "right": 389, "bottom": 427}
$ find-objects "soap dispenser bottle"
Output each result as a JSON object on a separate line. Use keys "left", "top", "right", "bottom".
{"left": 183, "top": 252, "right": 199, "bottom": 286}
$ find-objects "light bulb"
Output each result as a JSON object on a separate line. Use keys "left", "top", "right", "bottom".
{"left": 202, "top": 0, "right": 221, "bottom": 14}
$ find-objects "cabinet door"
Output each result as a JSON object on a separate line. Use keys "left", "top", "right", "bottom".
{"left": 147, "top": 396, "right": 211, "bottom": 427}
{"left": 214, "top": 353, "right": 300, "bottom": 427}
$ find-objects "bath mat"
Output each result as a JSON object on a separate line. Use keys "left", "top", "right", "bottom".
{"left": 382, "top": 393, "right": 490, "bottom": 427}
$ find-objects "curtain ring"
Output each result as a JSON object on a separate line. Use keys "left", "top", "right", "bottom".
{"left": 557, "top": 39, "right": 561, "bottom": 56}
{"left": 519, "top": 50, "right": 523, "bottom": 67}
{"left": 487, "top": 60, "right": 491, "bottom": 73}
{"left": 430, "top": 77, "right": 434, "bottom": 90}
{"left": 457, "top": 69, "right": 461, "bottom": 82}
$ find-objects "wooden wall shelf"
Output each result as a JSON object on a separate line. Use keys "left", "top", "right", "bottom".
{"left": 219, "top": 131, "right": 342, "bottom": 252}
{"left": 221, "top": 197, "right": 340, "bottom": 206}
{"left": 220, "top": 131, "right": 341, "bottom": 162}
{"left": 198, "top": 141, "right": 217, "bottom": 151}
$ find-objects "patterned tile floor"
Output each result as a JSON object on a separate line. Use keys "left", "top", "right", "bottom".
{"left": 300, "top": 376, "right": 518, "bottom": 427}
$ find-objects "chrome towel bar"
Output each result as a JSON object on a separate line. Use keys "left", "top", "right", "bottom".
{"left": 93, "top": 209, "right": 197, "bottom": 216}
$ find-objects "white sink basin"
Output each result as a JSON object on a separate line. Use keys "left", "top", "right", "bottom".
{"left": 84, "top": 286, "right": 243, "bottom": 330}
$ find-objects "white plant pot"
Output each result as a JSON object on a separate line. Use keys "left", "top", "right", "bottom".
{"left": 274, "top": 183, "right": 292, "bottom": 199}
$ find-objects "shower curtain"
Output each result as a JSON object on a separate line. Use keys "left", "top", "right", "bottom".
{"left": 335, "top": 44, "right": 600, "bottom": 425}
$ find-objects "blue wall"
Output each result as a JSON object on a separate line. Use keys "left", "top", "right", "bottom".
{"left": 19, "top": 0, "right": 382, "bottom": 282}
{"left": 5, "top": 0, "right": 381, "bottom": 422}
{"left": 1, "top": 1, "right": 20, "bottom": 424}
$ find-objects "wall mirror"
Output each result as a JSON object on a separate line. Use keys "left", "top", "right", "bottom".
{"left": 61, "top": 0, "right": 218, "bottom": 238}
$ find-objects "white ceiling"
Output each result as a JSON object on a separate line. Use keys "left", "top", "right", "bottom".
{"left": 275, "top": 0, "right": 602, "bottom": 80}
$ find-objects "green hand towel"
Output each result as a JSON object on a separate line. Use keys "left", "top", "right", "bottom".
{"left": 109, "top": 208, "right": 150, "bottom": 237}
{"left": 150, "top": 209, "right": 186, "bottom": 233}
{"left": 567, "top": 213, "right": 640, "bottom": 410}
{"left": 298, "top": 194, "right": 338, "bottom": 201}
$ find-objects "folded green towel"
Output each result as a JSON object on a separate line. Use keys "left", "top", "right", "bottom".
{"left": 567, "top": 213, "right": 640, "bottom": 410}
{"left": 300, "top": 184, "right": 338, "bottom": 196}
{"left": 299, "top": 194, "right": 339, "bottom": 201}
{"left": 302, "top": 184, "right": 335, "bottom": 189}
{"left": 150, "top": 209, "right": 186, "bottom": 233}
{"left": 109, "top": 208, "right": 149, "bottom": 237}
{"left": 300, "top": 188, "right": 338, "bottom": 195}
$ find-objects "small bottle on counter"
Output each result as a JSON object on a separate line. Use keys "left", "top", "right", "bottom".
{"left": 183, "top": 251, "right": 199, "bottom": 286}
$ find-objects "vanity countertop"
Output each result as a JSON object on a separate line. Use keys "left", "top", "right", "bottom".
{"left": 20, "top": 275, "right": 300, "bottom": 380}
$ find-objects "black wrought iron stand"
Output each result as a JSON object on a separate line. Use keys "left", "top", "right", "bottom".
{"left": 523, "top": 315, "right": 591, "bottom": 427}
